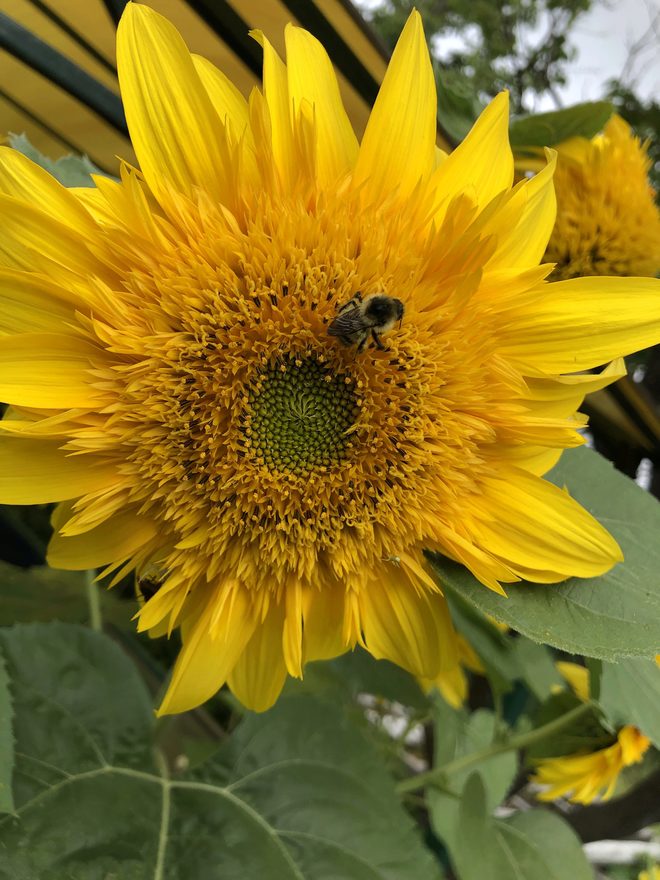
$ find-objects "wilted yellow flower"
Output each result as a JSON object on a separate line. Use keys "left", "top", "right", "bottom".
{"left": 534, "top": 660, "right": 652, "bottom": 803}
{"left": 545, "top": 115, "right": 660, "bottom": 279}
{"left": 2, "top": 5, "right": 660, "bottom": 714}
{"left": 532, "top": 725, "right": 651, "bottom": 804}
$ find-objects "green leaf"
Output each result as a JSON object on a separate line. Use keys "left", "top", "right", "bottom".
{"left": 8, "top": 132, "right": 106, "bottom": 187}
{"left": 448, "top": 594, "right": 562, "bottom": 700}
{"left": 525, "top": 691, "right": 611, "bottom": 760}
{"left": 0, "top": 561, "right": 136, "bottom": 628}
{"left": 509, "top": 638, "right": 563, "bottom": 702}
{"left": 446, "top": 595, "right": 518, "bottom": 696}
{"left": 299, "top": 647, "right": 428, "bottom": 709}
{"left": 429, "top": 702, "right": 516, "bottom": 848}
{"left": 0, "top": 655, "right": 13, "bottom": 814}
{"left": 436, "top": 68, "right": 483, "bottom": 143}
{"left": 0, "top": 622, "right": 441, "bottom": 879}
{"left": 430, "top": 447, "right": 660, "bottom": 661}
{"left": 599, "top": 657, "right": 660, "bottom": 748}
{"left": 509, "top": 101, "right": 613, "bottom": 149}
{"left": 454, "top": 774, "right": 592, "bottom": 880}
{"left": 500, "top": 810, "right": 593, "bottom": 880}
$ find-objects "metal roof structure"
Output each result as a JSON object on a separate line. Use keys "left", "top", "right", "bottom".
{"left": 0, "top": 0, "right": 419, "bottom": 173}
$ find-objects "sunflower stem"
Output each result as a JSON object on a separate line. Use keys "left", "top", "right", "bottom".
{"left": 85, "top": 569, "right": 102, "bottom": 632}
{"left": 396, "top": 701, "right": 596, "bottom": 795}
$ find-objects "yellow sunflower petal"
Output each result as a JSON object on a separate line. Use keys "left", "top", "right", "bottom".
{"left": 498, "top": 276, "right": 660, "bottom": 373}
{"left": 227, "top": 603, "right": 288, "bottom": 712}
{"left": 0, "top": 147, "right": 97, "bottom": 231}
{"left": 0, "top": 270, "right": 75, "bottom": 335}
{"left": 424, "top": 662, "right": 468, "bottom": 709}
{"left": 556, "top": 661, "right": 590, "bottom": 702}
{"left": 302, "top": 586, "right": 351, "bottom": 662}
{"left": 485, "top": 149, "right": 557, "bottom": 269}
{"left": 283, "top": 577, "right": 304, "bottom": 677}
{"left": 116, "top": 4, "right": 231, "bottom": 207}
{"left": 618, "top": 725, "right": 651, "bottom": 764}
{"left": 522, "top": 359, "right": 626, "bottom": 419}
{"left": 0, "top": 195, "right": 110, "bottom": 278}
{"left": 472, "top": 467, "right": 622, "bottom": 580}
{"left": 158, "top": 584, "right": 257, "bottom": 715}
{"left": 491, "top": 445, "right": 563, "bottom": 477}
{"left": 432, "top": 91, "right": 513, "bottom": 218}
{"left": 250, "top": 30, "right": 294, "bottom": 188}
{"left": 47, "top": 509, "right": 158, "bottom": 569}
{"left": 0, "top": 333, "right": 108, "bottom": 408}
{"left": 284, "top": 25, "right": 358, "bottom": 186}
{"left": 0, "top": 436, "right": 119, "bottom": 504}
{"left": 353, "top": 10, "right": 436, "bottom": 203}
{"left": 360, "top": 566, "right": 457, "bottom": 678}
{"left": 192, "top": 55, "right": 250, "bottom": 142}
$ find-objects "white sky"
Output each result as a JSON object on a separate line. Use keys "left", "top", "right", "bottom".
{"left": 355, "top": 0, "right": 660, "bottom": 112}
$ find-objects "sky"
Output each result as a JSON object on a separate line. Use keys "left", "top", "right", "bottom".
{"left": 355, "top": 0, "right": 660, "bottom": 111}
{"left": 549, "top": 0, "right": 660, "bottom": 109}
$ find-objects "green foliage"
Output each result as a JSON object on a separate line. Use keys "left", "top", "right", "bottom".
{"left": 0, "top": 623, "right": 441, "bottom": 879}
{"left": 510, "top": 101, "right": 613, "bottom": 149}
{"left": 525, "top": 690, "right": 611, "bottom": 759}
{"left": 599, "top": 657, "right": 660, "bottom": 748}
{"left": 430, "top": 447, "right": 660, "bottom": 660}
{"left": 435, "top": 68, "right": 484, "bottom": 143}
{"left": 429, "top": 701, "right": 518, "bottom": 847}
{"left": 365, "top": 0, "right": 593, "bottom": 114}
{"left": 0, "top": 561, "right": 136, "bottom": 628}
{"left": 0, "top": 656, "right": 13, "bottom": 814}
{"left": 8, "top": 132, "right": 105, "bottom": 187}
{"left": 447, "top": 594, "right": 563, "bottom": 700}
{"left": 453, "top": 774, "right": 592, "bottom": 880}
{"left": 301, "top": 647, "right": 429, "bottom": 710}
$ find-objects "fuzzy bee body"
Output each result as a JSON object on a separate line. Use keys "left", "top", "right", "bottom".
{"left": 136, "top": 565, "right": 167, "bottom": 605}
{"left": 328, "top": 292, "right": 404, "bottom": 353}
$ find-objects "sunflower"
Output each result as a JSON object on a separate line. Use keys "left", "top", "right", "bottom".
{"left": 544, "top": 114, "right": 660, "bottom": 280}
{"left": 532, "top": 724, "right": 651, "bottom": 804}
{"left": 532, "top": 661, "right": 652, "bottom": 803}
{"left": 2, "top": 5, "right": 660, "bottom": 715}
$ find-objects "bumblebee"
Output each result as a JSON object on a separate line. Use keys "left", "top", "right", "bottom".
{"left": 328, "top": 292, "right": 404, "bottom": 353}
{"left": 136, "top": 564, "right": 167, "bottom": 606}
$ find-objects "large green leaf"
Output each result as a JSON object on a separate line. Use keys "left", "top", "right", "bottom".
{"left": 431, "top": 447, "right": 660, "bottom": 661}
{"left": 0, "top": 655, "right": 13, "bottom": 813}
{"left": 453, "top": 774, "right": 592, "bottom": 880}
{"left": 0, "top": 623, "right": 441, "bottom": 879}
{"left": 510, "top": 101, "right": 613, "bottom": 149}
{"left": 599, "top": 657, "right": 660, "bottom": 748}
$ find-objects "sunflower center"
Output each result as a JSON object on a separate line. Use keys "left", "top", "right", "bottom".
{"left": 245, "top": 357, "right": 358, "bottom": 474}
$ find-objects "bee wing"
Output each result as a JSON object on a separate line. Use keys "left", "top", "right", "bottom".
{"left": 328, "top": 309, "right": 363, "bottom": 337}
